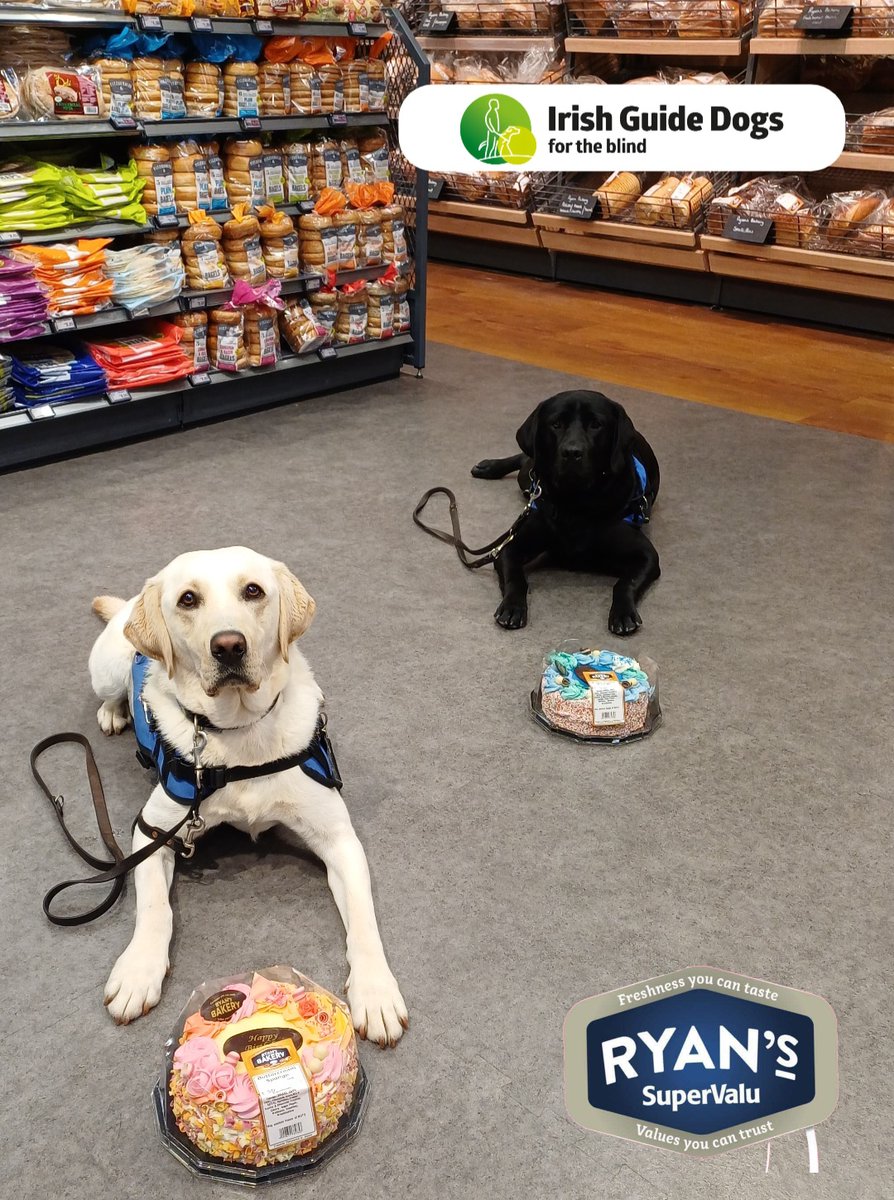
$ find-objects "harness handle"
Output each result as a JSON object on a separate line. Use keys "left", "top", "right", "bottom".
{"left": 30, "top": 732, "right": 198, "bottom": 927}
{"left": 413, "top": 483, "right": 540, "bottom": 570}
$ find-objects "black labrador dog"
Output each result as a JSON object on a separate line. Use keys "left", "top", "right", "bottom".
{"left": 472, "top": 390, "right": 660, "bottom": 635}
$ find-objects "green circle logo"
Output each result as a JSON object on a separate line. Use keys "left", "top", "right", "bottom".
{"left": 460, "top": 94, "right": 536, "bottom": 167}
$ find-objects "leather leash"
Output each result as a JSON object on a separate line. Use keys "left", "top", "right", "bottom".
{"left": 30, "top": 732, "right": 201, "bottom": 927}
{"left": 413, "top": 480, "right": 541, "bottom": 570}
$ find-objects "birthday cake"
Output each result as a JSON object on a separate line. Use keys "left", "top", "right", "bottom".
{"left": 166, "top": 969, "right": 359, "bottom": 1168}
{"left": 536, "top": 648, "right": 658, "bottom": 741}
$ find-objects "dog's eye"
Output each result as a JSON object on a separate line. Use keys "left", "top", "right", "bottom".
{"left": 243, "top": 583, "right": 265, "bottom": 600}
{"left": 177, "top": 591, "right": 199, "bottom": 610}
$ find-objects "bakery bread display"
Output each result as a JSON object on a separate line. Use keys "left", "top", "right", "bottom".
{"left": 223, "top": 136, "right": 266, "bottom": 207}
{"left": 288, "top": 61, "right": 322, "bottom": 115}
{"left": 222, "top": 205, "right": 266, "bottom": 285}
{"left": 280, "top": 297, "right": 331, "bottom": 353}
{"left": 223, "top": 61, "right": 260, "bottom": 119}
{"left": 208, "top": 307, "right": 248, "bottom": 371}
{"left": 258, "top": 61, "right": 290, "bottom": 117}
{"left": 184, "top": 62, "right": 223, "bottom": 118}
{"left": 166, "top": 969, "right": 360, "bottom": 1168}
{"left": 299, "top": 211, "right": 338, "bottom": 274}
{"left": 612, "top": 0, "right": 675, "bottom": 36}
{"left": 182, "top": 211, "right": 231, "bottom": 290}
{"left": 566, "top": 0, "right": 610, "bottom": 32}
{"left": 859, "top": 107, "right": 894, "bottom": 154}
{"left": 366, "top": 279, "right": 395, "bottom": 339}
{"left": 850, "top": 196, "right": 894, "bottom": 257}
{"left": 676, "top": 0, "right": 749, "bottom": 37}
{"left": 257, "top": 205, "right": 300, "bottom": 279}
{"left": 594, "top": 171, "right": 642, "bottom": 218}
{"left": 767, "top": 187, "right": 816, "bottom": 247}
{"left": 335, "top": 283, "right": 368, "bottom": 343}
{"left": 534, "top": 648, "right": 660, "bottom": 743}
{"left": 168, "top": 310, "right": 209, "bottom": 373}
{"left": 825, "top": 189, "right": 887, "bottom": 242}
{"left": 132, "top": 57, "right": 186, "bottom": 122}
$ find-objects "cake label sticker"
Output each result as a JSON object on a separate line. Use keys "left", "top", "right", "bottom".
{"left": 201, "top": 988, "right": 249, "bottom": 1022}
{"left": 243, "top": 1039, "right": 317, "bottom": 1150}
{"left": 224, "top": 1026, "right": 304, "bottom": 1056}
{"left": 588, "top": 673, "right": 625, "bottom": 726}
{"left": 565, "top": 968, "right": 838, "bottom": 1156}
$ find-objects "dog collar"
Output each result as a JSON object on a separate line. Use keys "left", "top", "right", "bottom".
{"left": 180, "top": 691, "right": 282, "bottom": 735}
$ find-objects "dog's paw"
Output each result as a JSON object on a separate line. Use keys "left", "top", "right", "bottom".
{"left": 104, "top": 942, "right": 168, "bottom": 1024}
{"left": 471, "top": 458, "right": 503, "bottom": 479}
{"left": 97, "top": 699, "right": 130, "bottom": 736}
{"left": 495, "top": 596, "right": 528, "bottom": 630}
{"left": 346, "top": 962, "right": 409, "bottom": 1048}
{"left": 608, "top": 605, "right": 642, "bottom": 636}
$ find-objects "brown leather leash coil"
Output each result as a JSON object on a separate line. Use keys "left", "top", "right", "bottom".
{"left": 412, "top": 481, "right": 541, "bottom": 570}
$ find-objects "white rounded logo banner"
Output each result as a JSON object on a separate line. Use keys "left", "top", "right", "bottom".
{"left": 398, "top": 85, "right": 846, "bottom": 174}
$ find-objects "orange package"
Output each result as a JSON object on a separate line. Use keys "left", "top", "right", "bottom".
{"left": 13, "top": 239, "right": 115, "bottom": 316}
{"left": 315, "top": 187, "right": 348, "bottom": 215}
{"left": 84, "top": 323, "right": 193, "bottom": 388}
{"left": 345, "top": 180, "right": 395, "bottom": 208}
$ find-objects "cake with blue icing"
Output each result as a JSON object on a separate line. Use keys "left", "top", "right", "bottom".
{"left": 540, "top": 648, "right": 655, "bottom": 739}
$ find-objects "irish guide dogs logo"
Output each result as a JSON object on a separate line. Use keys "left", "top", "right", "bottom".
{"left": 564, "top": 968, "right": 838, "bottom": 1157}
{"left": 460, "top": 93, "right": 536, "bottom": 166}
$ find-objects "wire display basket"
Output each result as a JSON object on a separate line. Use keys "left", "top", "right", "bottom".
{"left": 566, "top": 0, "right": 753, "bottom": 39}
{"left": 756, "top": 0, "right": 894, "bottom": 35}
{"left": 416, "top": 0, "right": 565, "bottom": 33}
{"left": 845, "top": 108, "right": 894, "bottom": 155}
{"left": 536, "top": 170, "right": 731, "bottom": 230}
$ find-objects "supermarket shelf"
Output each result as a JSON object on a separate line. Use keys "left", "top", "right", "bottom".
{"left": 834, "top": 150, "right": 894, "bottom": 172}
{"left": 701, "top": 235, "right": 894, "bottom": 284}
{"left": 539, "top": 227, "right": 709, "bottom": 272}
{"left": 2, "top": 111, "right": 388, "bottom": 143}
{"left": 0, "top": 8, "right": 386, "bottom": 37}
{"left": 416, "top": 34, "right": 556, "bottom": 51}
{"left": 0, "top": 336, "right": 411, "bottom": 471}
{"left": 429, "top": 200, "right": 531, "bottom": 224}
{"left": 5, "top": 219, "right": 151, "bottom": 247}
{"left": 427, "top": 211, "right": 541, "bottom": 247}
{"left": 749, "top": 36, "right": 894, "bottom": 55}
{"left": 532, "top": 211, "right": 700, "bottom": 248}
{"left": 565, "top": 35, "right": 747, "bottom": 54}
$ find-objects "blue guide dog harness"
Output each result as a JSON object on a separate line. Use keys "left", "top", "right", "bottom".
{"left": 31, "top": 657, "right": 342, "bottom": 927}
{"left": 131, "top": 653, "right": 342, "bottom": 810}
{"left": 529, "top": 456, "right": 652, "bottom": 526}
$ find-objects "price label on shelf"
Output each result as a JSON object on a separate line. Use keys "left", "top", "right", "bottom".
{"left": 317, "top": 346, "right": 338, "bottom": 360}
{"left": 347, "top": 21, "right": 368, "bottom": 35}
{"left": 189, "top": 372, "right": 211, "bottom": 386}
{"left": 154, "top": 213, "right": 179, "bottom": 229}
{"left": 184, "top": 295, "right": 207, "bottom": 311}
{"left": 241, "top": 116, "right": 262, "bottom": 131}
{"left": 427, "top": 177, "right": 445, "bottom": 200}
{"left": 252, "top": 18, "right": 274, "bottom": 33}
{"left": 0, "top": 231, "right": 21, "bottom": 245}
{"left": 328, "top": 113, "right": 348, "bottom": 127}
{"left": 128, "top": 306, "right": 150, "bottom": 319}
{"left": 795, "top": 3, "right": 853, "bottom": 31}
{"left": 419, "top": 11, "right": 458, "bottom": 32}
{"left": 304, "top": 276, "right": 322, "bottom": 293}
{"left": 138, "top": 13, "right": 163, "bottom": 30}
{"left": 190, "top": 15, "right": 213, "bottom": 31}
{"left": 110, "top": 115, "right": 138, "bottom": 131}
{"left": 53, "top": 316, "right": 76, "bottom": 332}
{"left": 297, "top": 200, "right": 316, "bottom": 214}
{"left": 723, "top": 213, "right": 774, "bottom": 244}
{"left": 556, "top": 191, "right": 598, "bottom": 220}
{"left": 106, "top": 389, "right": 131, "bottom": 404}
{"left": 27, "top": 404, "right": 55, "bottom": 421}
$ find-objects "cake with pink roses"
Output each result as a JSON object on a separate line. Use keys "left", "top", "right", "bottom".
{"left": 167, "top": 969, "right": 359, "bottom": 1167}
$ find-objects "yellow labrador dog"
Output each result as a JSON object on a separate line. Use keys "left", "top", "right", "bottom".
{"left": 89, "top": 546, "right": 408, "bottom": 1046}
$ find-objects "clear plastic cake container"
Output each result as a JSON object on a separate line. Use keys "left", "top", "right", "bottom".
{"left": 531, "top": 644, "right": 661, "bottom": 745}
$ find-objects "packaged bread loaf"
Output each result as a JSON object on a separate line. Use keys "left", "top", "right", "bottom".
{"left": 182, "top": 209, "right": 230, "bottom": 289}
{"left": 318, "top": 63, "right": 343, "bottom": 113}
{"left": 355, "top": 208, "right": 384, "bottom": 267}
{"left": 222, "top": 204, "right": 266, "bottom": 285}
{"left": 566, "top": 0, "right": 610, "bottom": 33}
{"left": 366, "top": 278, "right": 394, "bottom": 340}
{"left": 669, "top": 175, "right": 714, "bottom": 226}
{"left": 280, "top": 297, "right": 330, "bottom": 353}
{"left": 130, "top": 143, "right": 176, "bottom": 216}
{"left": 184, "top": 61, "right": 223, "bottom": 118}
{"left": 171, "top": 141, "right": 212, "bottom": 214}
{"left": 168, "top": 310, "right": 209, "bottom": 372}
{"left": 825, "top": 189, "right": 887, "bottom": 243}
{"left": 94, "top": 58, "right": 134, "bottom": 121}
{"left": 849, "top": 196, "right": 894, "bottom": 258}
{"left": 767, "top": 186, "right": 815, "bottom": 247}
{"left": 612, "top": 0, "right": 675, "bottom": 36}
{"left": 223, "top": 136, "right": 266, "bottom": 207}
{"left": 677, "top": 0, "right": 746, "bottom": 36}
{"left": 859, "top": 107, "right": 894, "bottom": 153}
{"left": 134, "top": 57, "right": 186, "bottom": 122}
{"left": 0, "top": 68, "right": 21, "bottom": 122}
{"left": 334, "top": 282, "right": 368, "bottom": 344}
{"left": 707, "top": 177, "right": 771, "bottom": 234}
{"left": 634, "top": 176, "right": 681, "bottom": 225}
{"left": 594, "top": 171, "right": 642, "bottom": 218}
{"left": 281, "top": 139, "right": 312, "bottom": 202}
{"left": 341, "top": 137, "right": 365, "bottom": 186}
{"left": 223, "top": 61, "right": 259, "bottom": 118}
{"left": 310, "top": 138, "right": 344, "bottom": 193}
{"left": 380, "top": 202, "right": 409, "bottom": 265}
{"left": 299, "top": 211, "right": 338, "bottom": 274}
{"left": 392, "top": 275, "right": 411, "bottom": 333}
{"left": 289, "top": 61, "right": 322, "bottom": 115}
{"left": 241, "top": 301, "right": 281, "bottom": 367}
{"left": 208, "top": 307, "right": 247, "bottom": 371}
{"left": 332, "top": 209, "right": 358, "bottom": 271}
{"left": 257, "top": 204, "right": 300, "bottom": 279}
{"left": 358, "top": 129, "right": 391, "bottom": 182}
{"left": 204, "top": 147, "right": 229, "bottom": 210}
{"left": 366, "top": 58, "right": 386, "bottom": 111}
{"left": 22, "top": 64, "right": 103, "bottom": 120}
{"left": 259, "top": 61, "right": 290, "bottom": 116}
{"left": 309, "top": 287, "right": 338, "bottom": 339}
{"left": 344, "top": 60, "right": 369, "bottom": 113}
{"left": 756, "top": 0, "right": 803, "bottom": 35}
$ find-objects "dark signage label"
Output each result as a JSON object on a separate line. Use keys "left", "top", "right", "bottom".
{"left": 723, "top": 214, "right": 774, "bottom": 243}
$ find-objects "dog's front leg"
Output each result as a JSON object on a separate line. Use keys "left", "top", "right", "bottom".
{"left": 294, "top": 804, "right": 408, "bottom": 1047}
{"left": 606, "top": 528, "right": 661, "bottom": 636}
{"left": 104, "top": 784, "right": 179, "bottom": 1024}
{"left": 494, "top": 519, "right": 545, "bottom": 630}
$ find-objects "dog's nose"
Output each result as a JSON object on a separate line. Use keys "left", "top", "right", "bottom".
{"left": 562, "top": 447, "right": 585, "bottom": 463}
{"left": 210, "top": 630, "right": 247, "bottom": 666}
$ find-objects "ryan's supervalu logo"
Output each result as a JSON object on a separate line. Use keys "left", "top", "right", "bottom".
{"left": 459, "top": 93, "right": 536, "bottom": 166}
{"left": 565, "top": 968, "right": 837, "bottom": 1156}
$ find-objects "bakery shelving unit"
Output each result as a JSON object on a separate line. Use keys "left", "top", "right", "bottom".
{"left": 0, "top": 5, "right": 430, "bottom": 471}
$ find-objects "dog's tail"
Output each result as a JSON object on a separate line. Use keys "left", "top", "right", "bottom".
{"left": 92, "top": 594, "right": 126, "bottom": 623}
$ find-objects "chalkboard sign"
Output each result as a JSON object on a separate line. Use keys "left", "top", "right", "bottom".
{"left": 419, "top": 11, "right": 458, "bottom": 33}
{"left": 427, "top": 177, "right": 445, "bottom": 200}
{"left": 723, "top": 213, "right": 774, "bottom": 243}
{"left": 556, "top": 191, "right": 598, "bottom": 220}
{"left": 795, "top": 4, "right": 853, "bottom": 31}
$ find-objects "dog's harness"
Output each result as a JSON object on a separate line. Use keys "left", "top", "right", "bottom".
{"left": 30, "top": 661, "right": 342, "bottom": 927}
{"left": 413, "top": 456, "right": 653, "bottom": 569}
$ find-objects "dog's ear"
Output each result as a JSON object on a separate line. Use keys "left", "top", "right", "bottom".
{"left": 124, "top": 579, "right": 175, "bottom": 677}
{"left": 274, "top": 564, "right": 316, "bottom": 662}
{"left": 609, "top": 402, "right": 637, "bottom": 476}
{"left": 515, "top": 402, "right": 542, "bottom": 457}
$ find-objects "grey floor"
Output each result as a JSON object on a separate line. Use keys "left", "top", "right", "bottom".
{"left": 1, "top": 342, "right": 891, "bottom": 1200}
